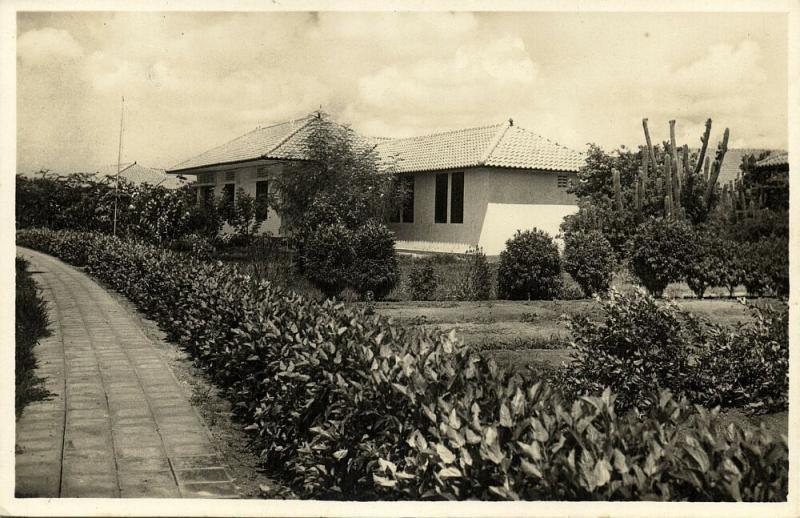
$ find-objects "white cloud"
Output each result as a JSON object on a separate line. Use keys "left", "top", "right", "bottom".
{"left": 17, "top": 27, "right": 83, "bottom": 66}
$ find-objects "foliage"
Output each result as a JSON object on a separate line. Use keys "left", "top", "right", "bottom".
{"left": 560, "top": 198, "right": 637, "bottom": 263}
{"left": 223, "top": 188, "right": 269, "bottom": 244}
{"left": 273, "top": 117, "right": 396, "bottom": 237}
{"left": 740, "top": 239, "right": 789, "bottom": 298}
{"left": 170, "top": 233, "right": 218, "bottom": 261}
{"left": 300, "top": 220, "right": 399, "bottom": 300}
{"left": 497, "top": 229, "right": 562, "bottom": 300}
{"left": 739, "top": 151, "right": 788, "bottom": 211}
{"left": 407, "top": 258, "right": 439, "bottom": 301}
{"left": 562, "top": 230, "right": 616, "bottom": 297}
{"left": 16, "top": 228, "right": 789, "bottom": 501}
{"left": 629, "top": 217, "right": 694, "bottom": 297}
{"left": 347, "top": 220, "right": 400, "bottom": 300}
{"left": 683, "top": 227, "right": 725, "bottom": 299}
{"left": 691, "top": 303, "right": 789, "bottom": 413}
{"left": 558, "top": 273, "right": 586, "bottom": 300}
{"left": 560, "top": 290, "right": 700, "bottom": 413}
{"left": 718, "top": 239, "right": 745, "bottom": 298}
{"left": 15, "top": 173, "right": 216, "bottom": 243}
{"left": 15, "top": 257, "right": 51, "bottom": 418}
{"left": 300, "top": 222, "right": 355, "bottom": 298}
{"left": 453, "top": 247, "right": 491, "bottom": 301}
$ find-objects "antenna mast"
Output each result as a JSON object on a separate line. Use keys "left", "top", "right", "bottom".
{"left": 113, "top": 96, "right": 125, "bottom": 236}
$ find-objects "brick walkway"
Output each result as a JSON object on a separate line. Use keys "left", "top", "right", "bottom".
{"left": 15, "top": 247, "right": 239, "bottom": 498}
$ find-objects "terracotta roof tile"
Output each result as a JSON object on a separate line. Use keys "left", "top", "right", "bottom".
{"left": 169, "top": 115, "right": 585, "bottom": 175}
{"left": 754, "top": 151, "right": 788, "bottom": 169}
{"left": 375, "top": 123, "right": 584, "bottom": 173}
{"left": 168, "top": 115, "right": 316, "bottom": 172}
{"left": 94, "top": 163, "right": 193, "bottom": 189}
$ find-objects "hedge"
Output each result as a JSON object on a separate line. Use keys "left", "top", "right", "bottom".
{"left": 16, "top": 228, "right": 788, "bottom": 501}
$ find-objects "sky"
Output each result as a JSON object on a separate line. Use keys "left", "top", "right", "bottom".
{"left": 15, "top": 11, "right": 789, "bottom": 173}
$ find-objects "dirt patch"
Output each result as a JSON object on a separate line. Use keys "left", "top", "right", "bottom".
{"left": 103, "top": 288, "right": 295, "bottom": 499}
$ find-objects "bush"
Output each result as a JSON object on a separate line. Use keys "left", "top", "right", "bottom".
{"left": 497, "top": 229, "right": 562, "bottom": 300}
{"left": 629, "top": 217, "right": 694, "bottom": 297}
{"left": 562, "top": 230, "right": 615, "bottom": 296}
{"left": 453, "top": 247, "right": 491, "bottom": 301}
{"left": 170, "top": 233, "right": 217, "bottom": 261}
{"left": 15, "top": 257, "right": 51, "bottom": 418}
{"left": 558, "top": 272, "right": 585, "bottom": 300}
{"left": 692, "top": 303, "right": 788, "bottom": 413}
{"left": 348, "top": 220, "right": 399, "bottom": 300}
{"left": 559, "top": 289, "right": 700, "bottom": 413}
{"left": 300, "top": 220, "right": 399, "bottom": 300}
{"left": 683, "top": 227, "right": 725, "bottom": 299}
{"left": 718, "top": 239, "right": 745, "bottom": 298}
{"left": 739, "top": 239, "right": 787, "bottom": 297}
{"left": 16, "top": 228, "right": 789, "bottom": 501}
{"left": 407, "top": 258, "right": 438, "bottom": 301}
{"left": 300, "top": 222, "right": 354, "bottom": 298}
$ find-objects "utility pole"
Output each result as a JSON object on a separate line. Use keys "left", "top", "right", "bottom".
{"left": 113, "top": 96, "right": 125, "bottom": 236}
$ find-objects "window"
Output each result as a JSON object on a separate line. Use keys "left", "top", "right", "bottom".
{"left": 557, "top": 174, "right": 569, "bottom": 188}
{"left": 401, "top": 174, "right": 415, "bottom": 223}
{"left": 435, "top": 173, "right": 448, "bottom": 223}
{"left": 198, "top": 172, "right": 215, "bottom": 185}
{"left": 256, "top": 167, "right": 269, "bottom": 179}
{"left": 224, "top": 170, "right": 236, "bottom": 182}
{"left": 255, "top": 180, "right": 269, "bottom": 219}
{"left": 222, "top": 183, "right": 235, "bottom": 205}
{"left": 199, "top": 185, "right": 214, "bottom": 206}
{"left": 450, "top": 172, "right": 464, "bottom": 224}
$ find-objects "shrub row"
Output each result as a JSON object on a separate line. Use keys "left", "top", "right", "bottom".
{"left": 15, "top": 256, "right": 51, "bottom": 418}
{"left": 16, "top": 228, "right": 788, "bottom": 501}
{"left": 630, "top": 217, "right": 788, "bottom": 299}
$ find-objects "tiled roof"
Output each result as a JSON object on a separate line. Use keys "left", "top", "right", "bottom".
{"left": 375, "top": 124, "right": 584, "bottom": 173}
{"left": 714, "top": 149, "right": 778, "bottom": 187}
{"left": 754, "top": 151, "right": 789, "bottom": 169}
{"left": 94, "top": 162, "right": 193, "bottom": 189}
{"left": 168, "top": 115, "right": 318, "bottom": 172}
{"left": 168, "top": 113, "right": 585, "bottom": 175}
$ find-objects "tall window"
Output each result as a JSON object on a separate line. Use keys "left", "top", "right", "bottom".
{"left": 255, "top": 180, "right": 269, "bottom": 219}
{"left": 450, "top": 172, "right": 464, "bottom": 224}
{"left": 401, "top": 174, "right": 415, "bottom": 223}
{"left": 435, "top": 173, "right": 448, "bottom": 223}
{"left": 199, "top": 185, "right": 214, "bottom": 206}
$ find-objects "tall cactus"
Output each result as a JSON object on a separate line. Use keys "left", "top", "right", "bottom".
{"left": 612, "top": 168, "right": 624, "bottom": 212}
{"left": 694, "top": 118, "right": 712, "bottom": 175}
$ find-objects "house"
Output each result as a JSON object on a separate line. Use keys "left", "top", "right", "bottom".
{"left": 375, "top": 121, "right": 584, "bottom": 255}
{"left": 93, "top": 162, "right": 194, "bottom": 189}
{"left": 166, "top": 113, "right": 585, "bottom": 254}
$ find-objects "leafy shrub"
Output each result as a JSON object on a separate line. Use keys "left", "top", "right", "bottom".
{"left": 560, "top": 289, "right": 700, "bottom": 413}
{"left": 453, "top": 247, "right": 491, "bottom": 301}
{"left": 497, "top": 229, "right": 562, "bottom": 300}
{"left": 348, "top": 220, "right": 399, "bottom": 300}
{"left": 739, "top": 239, "right": 787, "bottom": 297}
{"left": 300, "top": 222, "right": 354, "bottom": 298}
{"left": 629, "top": 217, "right": 694, "bottom": 297}
{"left": 170, "top": 233, "right": 217, "bottom": 261}
{"left": 562, "top": 230, "right": 615, "bottom": 296}
{"left": 683, "top": 227, "right": 725, "bottom": 299}
{"left": 407, "top": 258, "right": 438, "bottom": 301}
{"left": 691, "top": 303, "right": 788, "bottom": 413}
{"left": 558, "top": 272, "right": 586, "bottom": 300}
{"left": 299, "top": 220, "right": 399, "bottom": 300}
{"left": 15, "top": 256, "right": 51, "bottom": 418}
{"left": 16, "top": 228, "right": 789, "bottom": 501}
{"left": 718, "top": 239, "right": 745, "bottom": 298}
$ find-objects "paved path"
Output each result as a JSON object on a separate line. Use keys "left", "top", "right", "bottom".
{"left": 15, "top": 247, "right": 238, "bottom": 498}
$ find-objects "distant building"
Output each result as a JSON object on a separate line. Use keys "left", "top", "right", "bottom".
{"left": 93, "top": 162, "right": 194, "bottom": 189}
{"left": 167, "top": 112, "right": 585, "bottom": 255}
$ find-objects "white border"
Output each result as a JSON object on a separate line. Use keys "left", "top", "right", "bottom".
{"left": 1, "top": 1, "right": 798, "bottom": 516}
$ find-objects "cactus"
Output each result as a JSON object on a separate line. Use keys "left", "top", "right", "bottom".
{"left": 703, "top": 156, "right": 710, "bottom": 182}
{"left": 694, "top": 118, "right": 712, "bottom": 175}
{"left": 612, "top": 168, "right": 623, "bottom": 212}
{"left": 664, "top": 193, "right": 673, "bottom": 217}
{"left": 642, "top": 118, "right": 657, "bottom": 167}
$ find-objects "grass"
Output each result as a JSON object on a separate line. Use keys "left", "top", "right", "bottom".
{"left": 15, "top": 257, "right": 51, "bottom": 418}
